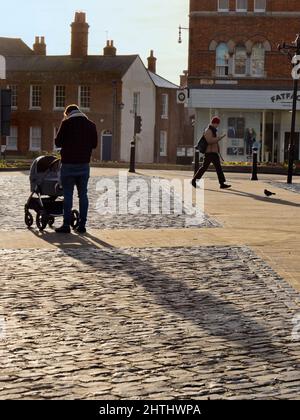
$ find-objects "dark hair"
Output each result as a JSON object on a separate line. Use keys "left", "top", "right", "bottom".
{"left": 64, "top": 104, "right": 79, "bottom": 116}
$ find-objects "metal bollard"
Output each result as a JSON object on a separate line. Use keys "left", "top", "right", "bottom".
{"left": 194, "top": 148, "right": 200, "bottom": 175}
{"left": 129, "top": 140, "right": 136, "bottom": 173}
{"left": 251, "top": 148, "right": 258, "bottom": 181}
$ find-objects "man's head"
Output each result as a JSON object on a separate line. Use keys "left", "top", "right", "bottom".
{"left": 211, "top": 116, "right": 221, "bottom": 128}
{"left": 64, "top": 104, "right": 79, "bottom": 117}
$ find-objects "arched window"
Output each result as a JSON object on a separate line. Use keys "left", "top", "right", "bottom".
{"left": 216, "top": 43, "right": 229, "bottom": 76}
{"left": 234, "top": 45, "right": 247, "bottom": 76}
{"left": 251, "top": 43, "right": 265, "bottom": 77}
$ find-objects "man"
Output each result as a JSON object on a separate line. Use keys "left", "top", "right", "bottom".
{"left": 192, "top": 116, "right": 231, "bottom": 189}
{"left": 55, "top": 104, "right": 98, "bottom": 234}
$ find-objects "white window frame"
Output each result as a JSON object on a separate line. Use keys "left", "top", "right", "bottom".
{"left": 30, "top": 85, "right": 41, "bottom": 110}
{"left": 254, "top": 0, "right": 266, "bottom": 12}
{"left": 29, "top": 126, "right": 42, "bottom": 151}
{"left": 234, "top": 46, "right": 248, "bottom": 76}
{"left": 8, "top": 85, "right": 18, "bottom": 110}
{"left": 161, "top": 94, "right": 169, "bottom": 119}
{"left": 236, "top": 0, "right": 248, "bottom": 12}
{"left": 54, "top": 85, "right": 66, "bottom": 110}
{"left": 160, "top": 131, "right": 168, "bottom": 157}
{"left": 53, "top": 126, "right": 61, "bottom": 151}
{"left": 133, "top": 92, "right": 140, "bottom": 115}
{"left": 6, "top": 126, "right": 18, "bottom": 151}
{"left": 78, "top": 86, "right": 91, "bottom": 111}
{"left": 218, "top": 0, "right": 229, "bottom": 12}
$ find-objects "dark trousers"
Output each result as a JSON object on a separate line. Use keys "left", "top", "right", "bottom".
{"left": 61, "top": 163, "right": 90, "bottom": 227}
{"left": 193, "top": 153, "right": 226, "bottom": 185}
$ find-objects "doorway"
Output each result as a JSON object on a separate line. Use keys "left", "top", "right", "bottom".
{"left": 101, "top": 131, "right": 112, "bottom": 161}
{"left": 284, "top": 132, "right": 300, "bottom": 161}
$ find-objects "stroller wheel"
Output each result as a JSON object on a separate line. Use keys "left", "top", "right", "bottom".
{"left": 25, "top": 211, "right": 34, "bottom": 228}
{"left": 36, "top": 211, "right": 48, "bottom": 231}
{"left": 48, "top": 216, "right": 55, "bottom": 227}
{"left": 70, "top": 210, "right": 80, "bottom": 229}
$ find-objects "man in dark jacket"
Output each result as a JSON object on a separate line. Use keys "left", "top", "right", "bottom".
{"left": 55, "top": 104, "right": 98, "bottom": 234}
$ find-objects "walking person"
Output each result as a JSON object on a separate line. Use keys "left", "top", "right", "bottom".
{"left": 192, "top": 116, "right": 231, "bottom": 189}
{"left": 55, "top": 104, "right": 98, "bottom": 234}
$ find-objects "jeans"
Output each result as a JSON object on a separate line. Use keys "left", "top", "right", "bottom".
{"left": 60, "top": 163, "right": 90, "bottom": 227}
{"left": 193, "top": 153, "right": 226, "bottom": 185}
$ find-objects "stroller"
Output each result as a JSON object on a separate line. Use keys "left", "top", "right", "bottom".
{"left": 24, "top": 155, "right": 80, "bottom": 231}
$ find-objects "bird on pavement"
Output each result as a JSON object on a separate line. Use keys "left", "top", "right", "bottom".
{"left": 264, "top": 189, "right": 276, "bottom": 197}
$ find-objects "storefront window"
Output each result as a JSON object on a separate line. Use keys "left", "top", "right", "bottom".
{"left": 251, "top": 43, "right": 265, "bottom": 77}
{"left": 216, "top": 43, "right": 229, "bottom": 76}
{"left": 234, "top": 45, "right": 247, "bottom": 76}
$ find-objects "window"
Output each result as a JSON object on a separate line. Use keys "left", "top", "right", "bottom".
{"left": 236, "top": 0, "right": 247, "bottom": 11}
{"left": 216, "top": 43, "right": 229, "bottom": 76}
{"left": 161, "top": 94, "right": 169, "bottom": 119}
{"left": 254, "top": 0, "right": 266, "bottom": 12}
{"left": 6, "top": 126, "right": 18, "bottom": 151}
{"left": 54, "top": 86, "right": 66, "bottom": 109}
{"left": 227, "top": 117, "right": 245, "bottom": 139}
{"left": 218, "top": 0, "right": 229, "bottom": 11}
{"left": 30, "top": 127, "right": 42, "bottom": 151}
{"left": 160, "top": 131, "right": 167, "bottom": 156}
{"left": 8, "top": 85, "right": 18, "bottom": 109}
{"left": 251, "top": 43, "right": 265, "bottom": 77}
{"left": 79, "top": 86, "right": 91, "bottom": 110}
{"left": 234, "top": 45, "right": 247, "bottom": 76}
{"left": 53, "top": 126, "right": 60, "bottom": 151}
{"left": 133, "top": 92, "right": 140, "bottom": 115}
{"left": 177, "top": 147, "right": 186, "bottom": 157}
{"left": 30, "top": 85, "right": 41, "bottom": 109}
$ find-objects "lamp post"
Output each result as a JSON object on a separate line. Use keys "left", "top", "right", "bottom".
{"left": 278, "top": 34, "right": 300, "bottom": 184}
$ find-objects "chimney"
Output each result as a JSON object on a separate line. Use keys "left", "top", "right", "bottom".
{"left": 33, "top": 36, "right": 46, "bottom": 56}
{"left": 180, "top": 70, "right": 188, "bottom": 88}
{"left": 71, "top": 11, "right": 89, "bottom": 57}
{"left": 103, "top": 40, "right": 117, "bottom": 56}
{"left": 147, "top": 50, "right": 157, "bottom": 73}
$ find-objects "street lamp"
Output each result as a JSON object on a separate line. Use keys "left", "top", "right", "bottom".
{"left": 278, "top": 34, "right": 300, "bottom": 184}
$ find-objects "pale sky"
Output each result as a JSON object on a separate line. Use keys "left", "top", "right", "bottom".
{"left": 0, "top": 0, "right": 189, "bottom": 84}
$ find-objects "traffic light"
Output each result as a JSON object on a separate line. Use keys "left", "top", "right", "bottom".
{"left": 134, "top": 115, "right": 142, "bottom": 134}
{"left": 0, "top": 89, "right": 12, "bottom": 136}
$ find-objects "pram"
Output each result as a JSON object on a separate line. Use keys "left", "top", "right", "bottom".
{"left": 24, "top": 155, "right": 80, "bottom": 231}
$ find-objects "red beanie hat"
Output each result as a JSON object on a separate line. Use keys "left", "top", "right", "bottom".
{"left": 211, "top": 116, "right": 221, "bottom": 125}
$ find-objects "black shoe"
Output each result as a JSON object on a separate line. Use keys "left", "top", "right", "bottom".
{"left": 75, "top": 226, "right": 87, "bottom": 234}
{"left": 220, "top": 184, "right": 231, "bottom": 189}
{"left": 55, "top": 225, "right": 71, "bottom": 234}
{"left": 191, "top": 179, "right": 198, "bottom": 189}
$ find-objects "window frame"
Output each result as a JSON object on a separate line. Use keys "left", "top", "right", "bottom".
{"left": 251, "top": 43, "right": 265, "bottom": 77}
{"left": 54, "top": 85, "right": 66, "bottom": 110}
{"left": 234, "top": 45, "right": 248, "bottom": 76}
{"left": 29, "top": 126, "right": 42, "bottom": 151}
{"left": 6, "top": 126, "right": 18, "bottom": 151}
{"left": 78, "top": 85, "right": 91, "bottom": 111}
{"left": 133, "top": 92, "right": 140, "bottom": 115}
{"left": 161, "top": 94, "right": 169, "bottom": 119}
{"left": 218, "top": 0, "right": 229, "bottom": 12}
{"left": 236, "top": 0, "right": 248, "bottom": 12}
{"left": 160, "top": 131, "right": 168, "bottom": 157}
{"left": 254, "top": 0, "right": 266, "bottom": 12}
{"left": 30, "top": 85, "right": 42, "bottom": 110}
{"left": 216, "top": 43, "right": 230, "bottom": 77}
{"left": 8, "top": 85, "right": 18, "bottom": 109}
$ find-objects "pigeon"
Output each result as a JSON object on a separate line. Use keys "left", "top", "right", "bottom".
{"left": 264, "top": 189, "right": 276, "bottom": 197}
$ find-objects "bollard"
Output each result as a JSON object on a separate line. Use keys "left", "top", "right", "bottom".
{"left": 129, "top": 140, "right": 136, "bottom": 173}
{"left": 194, "top": 148, "right": 200, "bottom": 175}
{"left": 251, "top": 148, "right": 258, "bottom": 181}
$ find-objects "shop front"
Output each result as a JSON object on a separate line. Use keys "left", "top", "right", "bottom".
{"left": 189, "top": 88, "right": 300, "bottom": 163}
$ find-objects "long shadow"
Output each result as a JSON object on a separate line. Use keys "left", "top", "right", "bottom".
{"left": 28, "top": 228, "right": 300, "bottom": 366}
{"left": 205, "top": 187, "right": 300, "bottom": 208}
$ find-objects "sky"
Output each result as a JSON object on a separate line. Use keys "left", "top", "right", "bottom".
{"left": 0, "top": 0, "right": 190, "bottom": 84}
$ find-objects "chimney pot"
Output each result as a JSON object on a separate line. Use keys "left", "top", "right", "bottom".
{"left": 147, "top": 50, "right": 157, "bottom": 73}
{"left": 71, "top": 12, "right": 89, "bottom": 57}
{"left": 103, "top": 40, "right": 117, "bottom": 56}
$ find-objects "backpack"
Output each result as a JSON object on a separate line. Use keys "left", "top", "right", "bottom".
{"left": 196, "top": 135, "right": 208, "bottom": 154}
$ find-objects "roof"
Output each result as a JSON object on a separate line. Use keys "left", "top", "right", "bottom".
{"left": 5, "top": 55, "right": 139, "bottom": 76}
{"left": 0, "top": 37, "right": 34, "bottom": 56}
{"left": 148, "top": 71, "right": 179, "bottom": 89}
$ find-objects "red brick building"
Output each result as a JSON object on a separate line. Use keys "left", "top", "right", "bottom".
{"left": 188, "top": 0, "right": 300, "bottom": 162}
{"left": 0, "top": 12, "right": 189, "bottom": 164}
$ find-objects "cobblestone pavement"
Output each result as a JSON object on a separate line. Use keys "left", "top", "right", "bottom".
{"left": 0, "top": 246, "right": 300, "bottom": 400}
{"left": 0, "top": 175, "right": 219, "bottom": 230}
